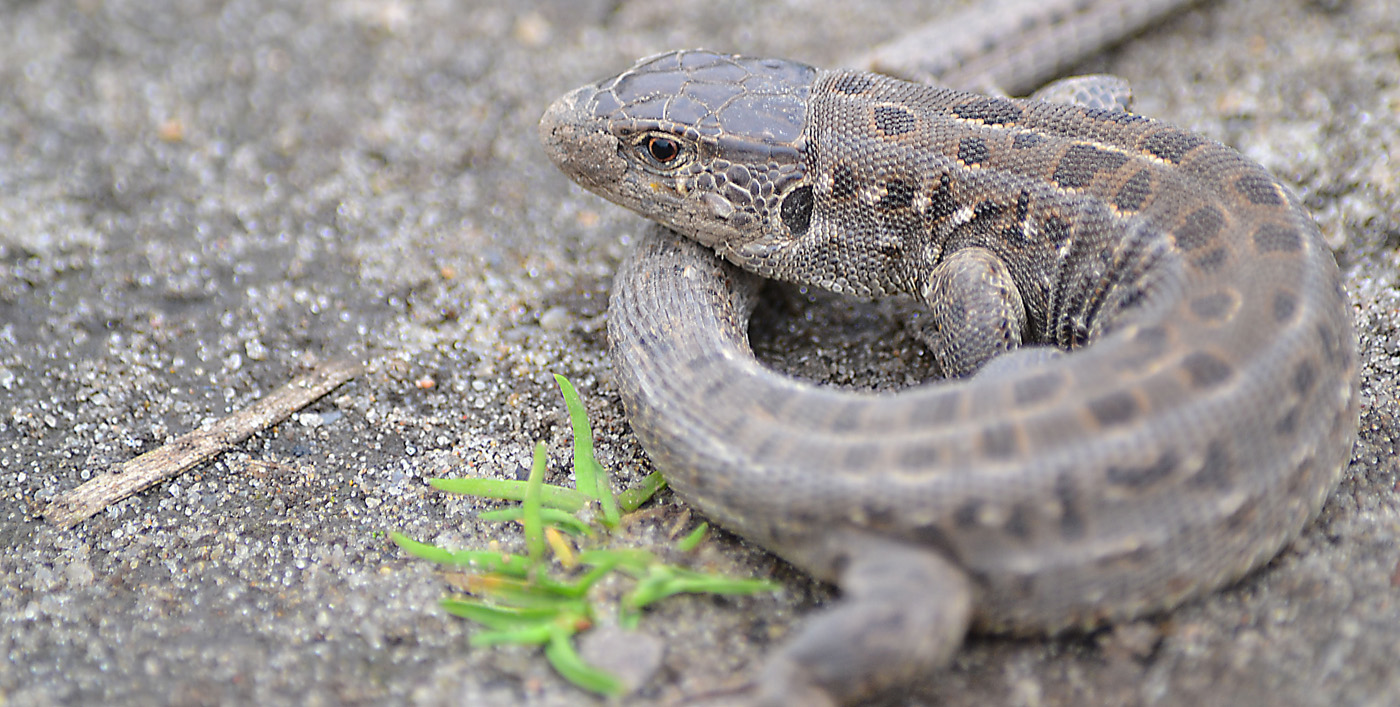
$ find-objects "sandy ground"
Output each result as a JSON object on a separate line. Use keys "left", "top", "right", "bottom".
{"left": 2, "top": 0, "right": 1398, "bottom": 705}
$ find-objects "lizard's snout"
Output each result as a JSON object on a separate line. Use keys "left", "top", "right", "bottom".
{"left": 538, "top": 85, "right": 627, "bottom": 193}
{"left": 537, "top": 86, "right": 584, "bottom": 170}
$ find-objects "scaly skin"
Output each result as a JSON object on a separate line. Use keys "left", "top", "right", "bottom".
{"left": 539, "top": 33, "right": 1357, "bottom": 707}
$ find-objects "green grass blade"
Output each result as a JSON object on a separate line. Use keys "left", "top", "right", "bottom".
{"left": 589, "top": 458, "right": 620, "bottom": 528}
{"left": 428, "top": 477, "right": 589, "bottom": 512}
{"left": 450, "top": 550, "right": 533, "bottom": 576}
{"left": 552, "top": 374, "right": 596, "bottom": 493}
{"left": 670, "top": 574, "right": 780, "bottom": 596}
{"left": 564, "top": 554, "right": 627, "bottom": 593}
{"left": 616, "top": 472, "right": 667, "bottom": 513}
{"left": 457, "top": 572, "right": 598, "bottom": 608}
{"left": 440, "top": 598, "right": 561, "bottom": 630}
{"left": 524, "top": 442, "right": 547, "bottom": 563}
{"left": 390, "top": 533, "right": 533, "bottom": 575}
{"left": 470, "top": 625, "right": 555, "bottom": 647}
{"left": 544, "top": 627, "right": 626, "bottom": 696}
{"left": 676, "top": 522, "right": 708, "bottom": 552}
{"left": 577, "top": 548, "right": 657, "bottom": 575}
{"left": 477, "top": 507, "right": 595, "bottom": 537}
{"left": 627, "top": 566, "right": 779, "bottom": 610}
{"left": 390, "top": 532, "right": 459, "bottom": 563}
{"left": 553, "top": 374, "right": 621, "bottom": 528}
{"left": 397, "top": 378, "right": 784, "bottom": 698}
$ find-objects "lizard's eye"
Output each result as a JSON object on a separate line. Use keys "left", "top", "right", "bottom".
{"left": 645, "top": 136, "right": 681, "bottom": 163}
{"left": 629, "top": 132, "right": 691, "bottom": 170}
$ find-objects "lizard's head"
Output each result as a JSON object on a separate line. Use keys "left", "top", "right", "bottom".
{"left": 540, "top": 50, "right": 817, "bottom": 260}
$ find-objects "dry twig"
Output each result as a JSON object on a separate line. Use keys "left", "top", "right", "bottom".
{"left": 44, "top": 358, "right": 364, "bottom": 529}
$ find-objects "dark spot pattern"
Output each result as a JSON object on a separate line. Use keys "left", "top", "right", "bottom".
{"left": 832, "top": 73, "right": 874, "bottom": 94}
{"left": 827, "top": 550, "right": 852, "bottom": 577}
{"left": 1235, "top": 173, "right": 1283, "bottom": 205}
{"left": 1142, "top": 129, "right": 1206, "bottom": 164}
{"left": 1053, "top": 143, "right": 1129, "bottom": 189}
{"left": 909, "top": 523, "right": 960, "bottom": 561}
{"left": 844, "top": 443, "right": 884, "bottom": 469}
{"left": 912, "top": 391, "right": 961, "bottom": 425}
{"left": 1013, "top": 132, "right": 1045, "bottom": 150}
{"left": 1186, "top": 440, "right": 1232, "bottom": 490}
{"left": 1253, "top": 222, "right": 1302, "bottom": 253}
{"left": 1106, "top": 450, "right": 1179, "bottom": 489}
{"left": 750, "top": 435, "right": 782, "bottom": 462}
{"left": 1189, "top": 292, "right": 1234, "bottom": 322}
{"left": 981, "top": 423, "right": 1020, "bottom": 459}
{"left": 781, "top": 185, "right": 814, "bottom": 237}
{"left": 873, "top": 105, "right": 915, "bottom": 136}
{"left": 1005, "top": 505, "right": 1031, "bottom": 540}
{"left": 1083, "top": 106, "right": 1148, "bottom": 125}
{"left": 716, "top": 409, "right": 750, "bottom": 438}
{"left": 958, "top": 136, "right": 989, "bottom": 166}
{"left": 1182, "top": 351, "right": 1233, "bottom": 389}
{"left": 862, "top": 504, "right": 896, "bottom": 528}
{"left": 752, "top": 384, "right": 795, "bottom": 416}
{"left": 1015, "top": 189, "right": 1030, "bottom": 222}
{"left": 1000, "top": 223, "right": 1028, "bottom": 245}
{"left": 972, "top": 198, "right": 1007, "bottom": 221}
{"left": 829, "top": 401, "right": 863, "bottom": 432}
{"left": 1174, "top": 206, "right": 1225, "bottom": 251}
{"left": 1132, "top": 325, "right": 1169, "bottom": 353}
{"left": 952, "top": 97, "right": 1023, "bottom": 125}
{"left": 1192, "top": 246, "right": 1229, "bottom": 273}
{"left": 881, "top": 179, "right": 916, "bottom": 211}
{"left": 1293, "top": 360, "right": 1317, "bottom": 395}
{"left": 1088, "top": 391, "right": 1139, "bottom": 427}
{"left": 831, "top": 164, "right": 858, "bottom": 201}
{"left": 1042, "top": 214, "right": 1073, "bottom": 248}
{"left": 925, "top": 173, "right": 958, "bottom": 220}
{"left": 1276, "top": 291, "right": 1293, "bottom": 323}
{"left": 1054, "top": 472, "right": 1085, "bottom": 539}
{"left": 1006, "top": 575, "right": 1037, "bottom": 602}
{"left": 1113, "top": 170, "right": 1152, "bottom": 212}
{"left": 1318, "top": 320, "right": 1345, "bottom": 359}
{"left": 1013, "top": 372, "right": 1064, "bottom": 405}
{"left": 954, "top": 500, "right": 981, "bottom": 528}
{"left": 897, "top": 442, "right": 941, "bottom": 468}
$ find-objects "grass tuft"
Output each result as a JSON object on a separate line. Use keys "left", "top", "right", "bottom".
{"left": 390, "top": 374, "right": 778, "bottom": 695}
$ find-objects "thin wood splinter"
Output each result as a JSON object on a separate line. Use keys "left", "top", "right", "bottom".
{"left": 43, "top": 358, "right": 364, "bottom": 530}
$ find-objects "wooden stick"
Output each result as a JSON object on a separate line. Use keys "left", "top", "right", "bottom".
{"left": 44, "top": 358, "right": 365, "bottom": 529}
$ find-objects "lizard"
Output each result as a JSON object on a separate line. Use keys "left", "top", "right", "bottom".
{"left": 537, "top": 2, "right": 1360, "bottom": 704}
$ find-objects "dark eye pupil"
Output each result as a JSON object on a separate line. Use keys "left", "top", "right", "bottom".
{"left": 647, "top": 137, "right": 679, "bottom": 162}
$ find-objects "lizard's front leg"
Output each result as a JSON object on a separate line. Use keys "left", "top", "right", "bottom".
{"left": 918, "top": 74, "right": 1135, "bottom": 378}
{"left": 918, "top": 245, "right": 1028, "bottom": 378}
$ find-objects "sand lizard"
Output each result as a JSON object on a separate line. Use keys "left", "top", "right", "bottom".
{"left": 538, "top": 1, "right": 1360, "bottom": 704}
